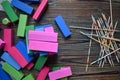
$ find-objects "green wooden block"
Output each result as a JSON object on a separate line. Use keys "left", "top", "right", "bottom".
{"left": 2, "top": 63, "right": 24, "bottom": 80}
{"left": 34, "top": 56, "right": 48, "bottom": 71}
{"left": 52, "top": 66, "right": 68, "bottom": 80}
{"left": 17, "top": 14, "right": 28, "bottom": 37}
{"left": 1, "top": 1, "right": 18, "bottom": 22}
{"left": 22, "top": 74, "right": 35, "bottom": 80}
{"left": 26, "top": 25, "right": 34, "bottom": 54}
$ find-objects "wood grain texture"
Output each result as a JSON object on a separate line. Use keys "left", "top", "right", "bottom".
{"left": 0, "top": 0, "right": 120, "bottom": 80}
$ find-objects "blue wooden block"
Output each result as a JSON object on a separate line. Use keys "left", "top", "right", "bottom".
{"left": 20, "top": 0, "right": 40, "bottom": 3}
{"left": 1, "top": 52, "right": 21, "bottom": 70}
{"left": 35, "top": 27, "right": 44, "bottom": 31}
{"left": 16, "top": 41, "right": 34, "bottom": 62}
{"left": 0, "top": 64, "right": 12, "bottom": 80}
{"left": 55, "top": 16, "right": 72, "bottom": 38}
{"left": 11, "top": 0, "right": 34, "bottom": 15}
{"left": 39, "top": 52, "right": 48, "bottom": 56}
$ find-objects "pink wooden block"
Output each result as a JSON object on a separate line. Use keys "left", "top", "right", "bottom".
{"left": 4, "top": 29, "right": 13, "bottom": 51}
{"left": 29, "top": 40, "right": 58, "bottom": 53}
{"left": 37, "top": 66, "right": 50, "bottom": 80}
{"left": 45, "top": 27, "right": 54, "bottom": 33}
{"left": 0, "top": 39, "right": 5, "bottom": 48}
{"left": 7, "top": 47, "right": 28, "bottom": 68}
{"left": 26, "top": 62, "right": 34, "bottom": 70}
{"left": 28, "top": 30, "right": 58, "bottom": 42}
{"left": 49, "top": 67, "right": 72, "bottom": 80}
{"left": 32, "top": 0, "right": 48, "bottom": 20}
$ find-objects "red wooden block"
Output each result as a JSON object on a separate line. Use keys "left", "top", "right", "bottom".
{"left": 26, "top": 62, "right": 34, "bottom": 70}
{"left": 4, "top": 29, "right": 13, "bottom": 51}
{"left": 7, "top": 47, "right": 28, "bottom": 68}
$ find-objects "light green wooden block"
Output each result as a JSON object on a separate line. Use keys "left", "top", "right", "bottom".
{"left": 22, "top": 74, "right": 35, "bottom": 80}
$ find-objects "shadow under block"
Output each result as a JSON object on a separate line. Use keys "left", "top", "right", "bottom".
{"left": 0, "top": 64, "right": 12, "bottom": 80}
{"left": 32, "top": 0, "right": 48, "bottom": 20}
{"left": 55, "top": 16, "right": 71, "bottom": 38}
{"left": 2, "top": 63, "right": 24, "bottom": 80}
{"left": 34, "top": 56, "right": 48, "bottom": 71}
{"left": 11, "top": 0, "right": 34, "bottom": 15}
{"left": 1, "top": 52, "right": 21, "bottom": 70}
{"left": 17, "top": 14, "right": 28, "bottom": 37}
{"left": 36, "top": 66, "right": 50, "bottom": 80}
{"left": 4, "top": 29, "right": 13, "bottom": 51}
{"left": 1, "top": 1, "right": 18, "bottom": 22}
{"left": 7, "top": 47, "right": 28, "bottom": 68}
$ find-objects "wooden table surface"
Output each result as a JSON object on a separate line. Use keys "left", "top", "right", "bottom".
{"left": 0, "top": 0, "right": 120, "bottom": 80}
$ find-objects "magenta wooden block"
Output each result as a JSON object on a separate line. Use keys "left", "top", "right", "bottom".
{"left": 26, "top": 62, "right": 34, "bottom": 70}
{"left": 29, "top": 40, "right": 58, "bottom": 53}
{"left": 45, "top": 26, "right": 54, "bottom": 33}
{"left": 28, "top": 30, "right": 58, "bottom": 42}
{"left": 4, "top": 29, "right": 13, "bottom": 51}
{"left": 49, "top": 67, "right": 72, "bottom": 80}
{"left": 32, "top": 0, "right": 48, "bottom": 20}
{"left": 7, "top": 47, "right": 28, "bottom": 68}
{"left": 37, "top": 66, "right": 50, "bottom": 80}
{"left": 0, "top": 39, "right": 5, "bottom": 49}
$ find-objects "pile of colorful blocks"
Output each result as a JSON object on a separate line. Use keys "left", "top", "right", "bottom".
{"left": 0, "top": 0, "right": 72, "bottom": 80}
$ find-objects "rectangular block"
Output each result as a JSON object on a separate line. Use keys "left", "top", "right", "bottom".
{"left": 4, "top": 29, "right": 13, "bottom": 51}
{"left": 20, "top": 0, "right": 40, "bottom": 3}
{"left": 2, "top": 63, "right": 24, "bottom": 80}
{"left": 49, "top": 67, "right": 72, "bottom": 80}
{"left": 37, "top": 66, "right": 50, "bottom": 80}
{"left": 1, "top": 1, "right": 18, "bottom": 22}
{"left": 34, "top": 56, "right": 48, "bottom": 71}
{"left": 1, "top": 52, "right": 21, "bottom": 70}
{"left": 11, "top": 0, "right": 34, "bottom": 15}
{"left": 0, "top": 39, "right": 5, "bottom": 49}
{"left": 7, "top": 47, "right": 28, "bottom": 68}
{"left": 55, "top": 16, "right": 71, "bottom": 38}
{"left": 32, "top": 0, "right": 48, "bottom": 20}
{"left": 29, "top": 40, "right": 58, "bottom": 53}
{"left": 17, "top": 14, "right": 28, "bottom": 37}
{"left": 26, "top": 62, "right": 34, "bottom": 70}
{"left": 22, "top": 74, "right": 35, "bottom": 80}
{"left": 0, "top": 64, "right": 12, "bottom": 80}
{"left": 28, "top": 30, "right": 58, "bottom": 42}
{"left": 26, "top": 25, "right": 34, "bottom": 54}
{"left": 16, "top": 41, "right": 34, "bottom": 62}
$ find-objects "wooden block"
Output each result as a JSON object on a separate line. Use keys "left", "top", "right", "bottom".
{"left": 20, "top": 0, "right": 40, "bottom": 3}
{"left": 28, "top": 30, "right": 58, "bottom": 42}
{"left": 7, "top": 47, "right": 28, "bottom": 68}
{"left": 55, "top": 16, "right": 72, "bottom": 38}
{"left": 0, "top": 39, "right": 4, "bottom": 49}
{"left": 29, "top": 40, "right": 58, "bottom": 53}
{"left": 45, "top": 26, "right": 54, "bottom": 32}
{"left": 34, "top": 56, "right": 48, "bottom": 71}
{"left": 1, "top": 52, "right": 21, "bottom": 70}
{"left": 32, "top": 0, "right": 48, "bottom": 20}
{"left": 4, "top": 29, "right": 13, "bottom": 51}
{"left": 2, "top": 63, "right": 24, "bottom": 80}
{"left": 11, "top": 0, "right": 34, "bottom": 15}
{"left": 35, "top": 24, "right": 52, "bottom": 31}
{"left": 0, "top": 64, "right": 12, "bottom": 80}
{"left": 17, "top": 14, "right": 28, "bottom": 37}
{"left": 16, "top": 41, "right": 34, "bottom": 62}
{"left": 2, "top": 18, "right": 11, "bottom": 26}
{"left": 26, "top": 62, "right": 34, "bottom": 70}
{"left": 26, "top": 25, "right": 34, "bottom": 54}
{"left": 1, "top": 1, "right": 18, "bottom": 22}
{"left": 37, "top": 66, "right": 50, "bottom": 80}
{"left": 22, "top": 74, "right": 35, "bottom": 80}
{"left": 49, "top": 67, "right": 72, "bottom": 80}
